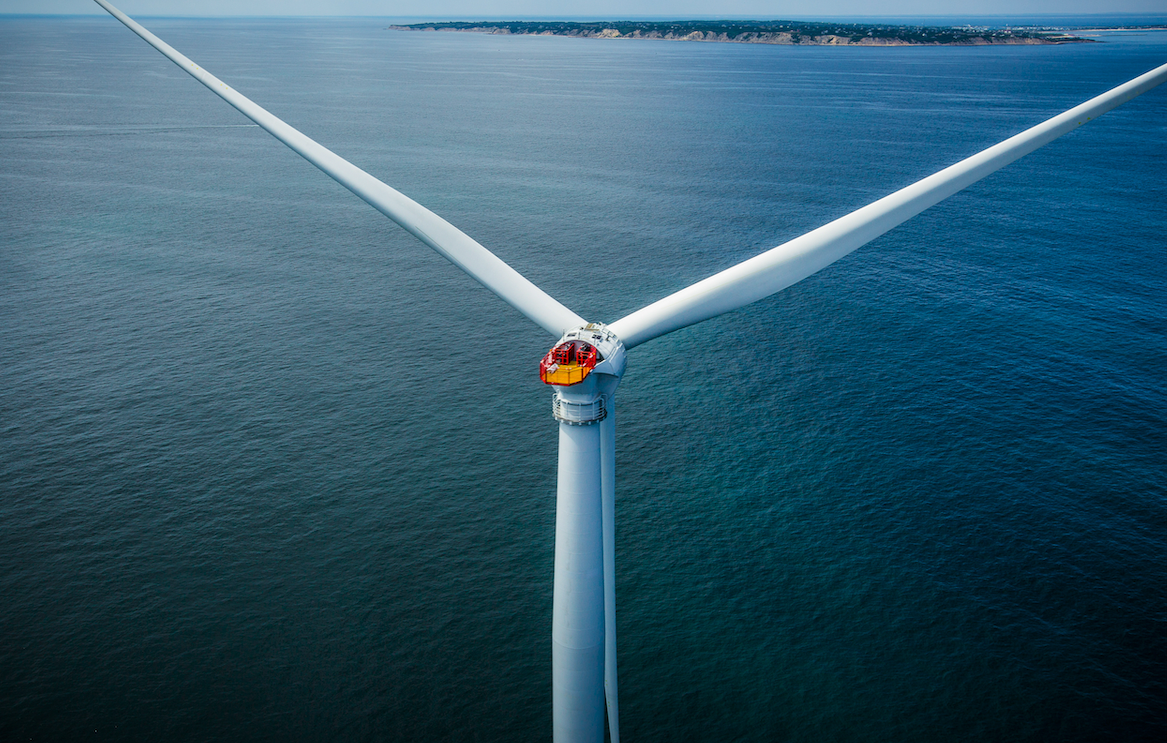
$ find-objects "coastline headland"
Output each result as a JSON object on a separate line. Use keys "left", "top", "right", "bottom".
{"left": 388, "top": 20, "right": 1093, "bottom": 46}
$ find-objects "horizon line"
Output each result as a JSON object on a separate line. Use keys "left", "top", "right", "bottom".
{"left": 7, "top": 11, "right": 1167, "bottom": 20}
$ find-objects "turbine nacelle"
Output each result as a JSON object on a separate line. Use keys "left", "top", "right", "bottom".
{"left": 541, "top": 323, "right": 626, "bottom": 426}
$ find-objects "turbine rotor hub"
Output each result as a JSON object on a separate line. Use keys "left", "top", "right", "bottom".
{"left": 541, "top": 323, "right": 626, "bottom": 426}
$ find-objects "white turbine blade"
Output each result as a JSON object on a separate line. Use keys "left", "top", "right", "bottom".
{"left": 609, "top": 62, "right": 1167, "bottom": 350}
{"left": 94, "top": 0, "right": 584, "bottom": 338}
{"left": 601, "top": 406, "right": 619, "bottom": 743}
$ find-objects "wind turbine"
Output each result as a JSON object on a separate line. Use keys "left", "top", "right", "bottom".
{"left": 93, "top": 2, "right": 1166, "bottom": 741}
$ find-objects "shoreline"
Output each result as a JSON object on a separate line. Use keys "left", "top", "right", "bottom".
{"left": 388, "top": 20, "right": 1097, "bottom": 46}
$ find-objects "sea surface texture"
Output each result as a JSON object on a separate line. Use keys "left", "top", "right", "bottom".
{"left": 1, "top": 16, "right": 1164, "bottom": 742}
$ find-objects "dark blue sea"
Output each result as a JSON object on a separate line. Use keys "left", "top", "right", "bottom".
{"left": 2, "top": 16, "right": 1165, "bottom": 742}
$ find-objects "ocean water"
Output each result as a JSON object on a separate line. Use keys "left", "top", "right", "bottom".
{"left": 1, "top": 16, "right": 1164, "bottom": 742}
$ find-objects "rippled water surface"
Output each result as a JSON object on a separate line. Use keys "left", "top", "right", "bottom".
{"left": 2, "top": 17, "right": 1165, "bottom": 742}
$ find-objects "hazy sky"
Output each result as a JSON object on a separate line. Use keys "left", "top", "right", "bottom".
{"left": 8, "top": 0, "right": 1166, "bottom": 17}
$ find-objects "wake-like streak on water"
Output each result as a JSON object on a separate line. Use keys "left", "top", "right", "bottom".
{"left": 1, "top": 16, "right": 1164, "bottom": 743}
{"left": 0, "top": 123, "right": 259, "bottom": 139}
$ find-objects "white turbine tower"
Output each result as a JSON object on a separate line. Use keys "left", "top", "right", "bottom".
{"left": 94, "top": 2, "right": 1167, "bottom": 741}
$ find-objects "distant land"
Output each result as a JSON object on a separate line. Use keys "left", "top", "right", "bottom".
{"left": 388, "top": 20, "right": 1094, "bottom": 46}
